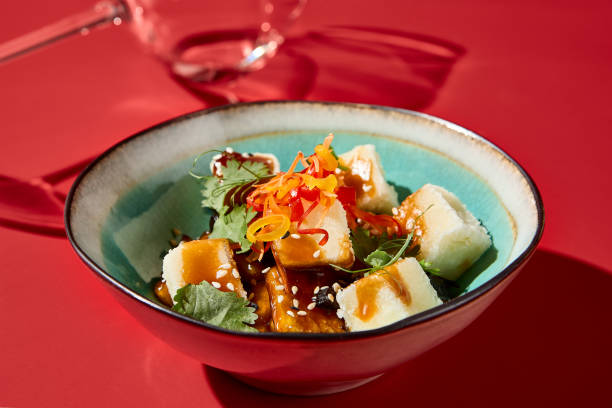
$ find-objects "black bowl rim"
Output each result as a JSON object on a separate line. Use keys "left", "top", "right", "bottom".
{"left": 65, "top": 100, "right": 544, "bottom": 341}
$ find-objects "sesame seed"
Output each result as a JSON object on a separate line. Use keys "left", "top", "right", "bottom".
{"left": 333, "top": 283, "right": 341, "bottom": 293}
{"left": 414, "top": 208, "right": 423, "bottom": 216}
{"left": 219, "top": 263, "right": 231, "bottom": 269}
{"left": 362, "top": 184, "right": 372, "bottom": 192}
{"left": 286, "top": 310, "right": 295, "bottom": 317}
{"left": 261, "top": 267, "right": 271, "bottom": 274}
{"left": 293, "top": 299, "right": 299, "bottom": 308}
{"left": 297, "top": 311, "right": 307, "bottom": 316}
{"left": 405, "top": 218, "right": 415, "bottom": 230}
{"left": 307, "top": 302, "right": 316, "bottom": 310}
{"left": 291, "top": 286, "right": 298, "bottom": 295}
{"left": 241, "top": 152, "right": 250, "bottom": 158}
{"left": 320, "top": 286, "right": 329, "bottom": 290}
{"left": 226, "top": 282, "right": 235, "bottom": 291}
{"left": 327, "top": 293, "right": 335, "bottom": 302}
{"left": 336, "top": 309, "right": 344, "bottom": 319}
{"left": 335, "top": 168, "right": 341, "bottom": 174}
{"left": 216, "top": 270, "right": 227, "bottom": 279}
{"left": 313, "top": 250, "right": 321, "bottom": 258}
{"left": 232, "top": 269, "right": 240, "bottom": 278}
{"left": 225, "top": 147, "right": 234, "bottom": 153}
{"left": 275, "top": 285, "right": 285, "bottom": 291}
{"left": 278, "top": 295, "right": 284, "bottom": 302}
{"left": 392, "top": 207, "right": 399, "bottom": 216}
{"left": 416, "top": 229, "right": 423, "bottom": 237}
{"left": 356, "top": 218, "right": 362, "bottom": 223}
{"left": 314, "top": 286, "right": 320, "bottom": 294}
{"left": 211, "top": 281, "right": 221, "bottom": 289}
{"left": 290, "top": 233, "right": 301, "bottom": 239}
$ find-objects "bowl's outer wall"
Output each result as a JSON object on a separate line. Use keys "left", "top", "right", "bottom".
{"left": 104, "top": 258, "right": 523, "bottom": 394}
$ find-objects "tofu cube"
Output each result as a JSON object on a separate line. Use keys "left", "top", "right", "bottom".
{"left": 265, "top": 266, "right": 344, "bottom": 333}
{"left": 336, "top": 257, "right": 442, "bottom": 332}
{"left": 339, "top": 144, "right": 399, "bottom": 213}
{"left": 162, "top": 238, "right": 246, "bottom": 302}
{"left": 272, "top": 199, "right": 354, "bottom": 269}
{"left": 394, "top": 184, "right": 491, "bottom": 281}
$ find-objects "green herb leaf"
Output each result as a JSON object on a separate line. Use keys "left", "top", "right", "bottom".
{"left": 209, "top": 205, "right": 257, "bottom": 253}
{"left": 364, "top": 250, "right": 393, "bottom": 267}
{"left": 173, "top": 281, "right": 258, "bottom": 333}
{"left": 200, "top": 157, "right": 273, "bottom": 213}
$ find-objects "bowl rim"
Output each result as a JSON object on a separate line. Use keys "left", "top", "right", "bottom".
{"left": 65, "top": 100, "right": 544, "bottom": 341}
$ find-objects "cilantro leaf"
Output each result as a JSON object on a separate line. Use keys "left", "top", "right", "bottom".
{"left": 350, "top": 228, "right": 382, "bottom": 263}
{"left": 364, "top": 250, "right": 393, "bottom": 267}
{"left": 173, "top": 281, "right": 258, "bottom": 332}
{"left": 201, "top": 159, "right": 271, "bottom": 213}
{"left": 209, "top": 205, "right": 257, "bottom": 253}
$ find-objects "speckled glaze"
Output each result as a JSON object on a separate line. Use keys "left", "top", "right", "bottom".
{"left": 66, "top": 101, "right": 543, "bottom": 395}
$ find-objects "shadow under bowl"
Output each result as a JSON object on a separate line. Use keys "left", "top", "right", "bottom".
{"left": 65, "top": 101, "right": 543, "bottom": 395}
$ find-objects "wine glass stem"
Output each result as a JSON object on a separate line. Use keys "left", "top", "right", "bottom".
{"left": 0, "top": 0, "right": 127, "bottom": 64}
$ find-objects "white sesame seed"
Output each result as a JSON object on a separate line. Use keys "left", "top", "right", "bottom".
{"left": 211, "top": 281, "right": 221, "bottom": 289}
{"left": 320, "top": 286, "right": 329, "bottom": 290}
{"left": 392, "top": 207, "right": 399, "bottom": 216}
{"left": 225, "top": 147, "right": 234, "bottom": 153}
{"left": 414, "top": 208, "right": 423, "bottom": 216}
{"left": 226, "top": 282, "right": 235, "bottom": 291}
{"left": 335, "top": 168, "right": 341, "bottom": 174}
{"left": 314, "top": 286, "right": 320, "bottom": 294}
{"left": 291, "top": 286, "right": 298, "bottom": 295}
{"left": 290, "top": 233, "right": 301, "bottom": 239}
{"left": 286, "top": 310, "right": 295, "bottom": 317}
{"left": 278, "top": 295, "right": 284, "bottom": 302}
{"left": 405, "top": 218, "right": 415, "bottom": 230}
{"left": 333, "top": 283, "right": 341, "bottom": 293}
{"left": 275, "top": 285, "right": 285, "bottom": 291}
{"left": 416, "top": 229, "right": 423, "bottom": 237}
{"left": 216, "top": 270, "right": 227, "bottom": 279}
{"left": 293, "top": 299, "right": 299, "bottom": 308}
{"left": 307, "top": 302, "right": 316, "bottom": 310}
{"left": 232, "top": 269, "right": 240, "bottom": 278}
{"left": 214, "top": 161, "right": 222, "bottom": 170}
{"left": 297, "top": 311, "right": 307, "bottom": 316}
{"left": 219, "top": 263, "right": 231, "bottom": 269}
{"left": 356, "top": 218, "right": 362, "bottom": 223}
{"left": 261, "top": 267, "right": 270, "bottom": 274}
{"left": 336, "top": 309, "right": 344, "bottom": 319}
{"left": 362, "top": 184, "right": 372, "bottom": 192}
{"left": 241, "top": 152, "right": 250, "bottom": 158}
{"left": 313, "top": 250, "right": 321, "bottom": 258}
{"left": 327, "top": 293, "right": 335, "bottom": 302}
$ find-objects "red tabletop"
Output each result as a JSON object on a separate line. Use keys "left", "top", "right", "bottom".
{"left": 1, "top": 0, "right": 611, "bottom": 406}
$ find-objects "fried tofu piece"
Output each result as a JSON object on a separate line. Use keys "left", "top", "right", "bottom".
{"left": 162, "top": 238, "right": 247, "bottom": 302}
{"left": 393, "top": 184, "right": 491, "bottom": 281}
{"left": 265, "top": 266, "right": 344, "bottom": 333}
{"left": 272, "top": 199, "right": 354, "bottom": 269}
{"left": 339, "top": 144, "right": 399, "bottom": 214}
{"left": 336, "top": 257, "right": 442, "bottom": 332}
{"left": 251, "top": 281, "right": 272, "bottom": 331}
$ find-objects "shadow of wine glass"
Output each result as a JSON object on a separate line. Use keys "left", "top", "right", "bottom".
{"left": 173, "top": 26, "right": 465, "bottom": 109}
{"left": 202, "top": 249, "right": 612, "bottom": 406}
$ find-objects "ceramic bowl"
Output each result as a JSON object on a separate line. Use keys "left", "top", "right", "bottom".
{"left": 65, "top": 101, "right": 543, "bottom": 396}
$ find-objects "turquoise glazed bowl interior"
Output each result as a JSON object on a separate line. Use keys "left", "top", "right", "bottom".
{"left": 66, "top": 101, "right": 543, "bottom": 395}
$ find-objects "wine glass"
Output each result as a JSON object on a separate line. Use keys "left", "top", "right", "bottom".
{"left": 0, "top": 0, "right": 307, "bottom": 82}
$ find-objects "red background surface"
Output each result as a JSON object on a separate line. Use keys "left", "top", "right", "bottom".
{"left": 1, "top": 0, "right": 611, "bottom": 406}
